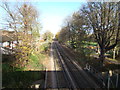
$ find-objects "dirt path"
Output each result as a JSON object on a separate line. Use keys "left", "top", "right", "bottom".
{"left": 45, "top": 42, "right": 57, "bottom": 88}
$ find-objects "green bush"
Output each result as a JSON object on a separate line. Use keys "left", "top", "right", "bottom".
{"left": 2, "top": 63, "right": 24, "bottom": 72}
{"left": 29, "top": 53, "right": 44, "bottom": 69}
{"left": 44, "top": 46, "right": 49, "bottom": 52}
{"left": 39, "top": 42, "right": 50, "bottom": 52}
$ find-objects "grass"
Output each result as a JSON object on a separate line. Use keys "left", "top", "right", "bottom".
{"left": 23, "top": 41, "right": 50, "bottom": 71}
{"left": 24, "top": 53, "right": 45, "bottom": 70}
{"left": 29, "top": 53, "right": 40, "bottom": 68}
{"left": 82, "top": 41, "right": 97, "bottom": 46}
{"left": 105, "top": 57, "right": 118, "bottom": 62}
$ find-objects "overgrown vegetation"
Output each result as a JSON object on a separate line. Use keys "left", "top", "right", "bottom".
{"left": 1, "top": 2, "right": 52, "bottom": 88}
{"left": 2, "top": 41, "right": 51, "bottom": 88}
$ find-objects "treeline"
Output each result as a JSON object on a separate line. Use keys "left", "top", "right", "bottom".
{"left": 56, "top": 2, "right": 120, "bottom": 66}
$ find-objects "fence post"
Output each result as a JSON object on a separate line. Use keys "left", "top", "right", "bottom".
{"left": 88, "top": 65, "right": 90, "bottom": 71}
{"left": 85, "top": 64, "right": 88, "bottom": 70}
{"left": 116, "top": 74, "right": 119, "bottom": 88}
{"left": 108, "top": 70, "right": 113, "bottom": 89}
{"left": 107, "top": 74, "right": 110, "bottom": 89}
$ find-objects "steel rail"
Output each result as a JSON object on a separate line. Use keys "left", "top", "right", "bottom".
{"left": 56, "top": 42, "right": 99, "bottom": 88}
{"left": 54, "top": 42, "right": 77, "bottom": 89}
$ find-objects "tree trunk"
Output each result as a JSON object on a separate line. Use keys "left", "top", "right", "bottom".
{"left": 97, "top": 44, "right": 100, "bottom": 54}
{"left": 99, "top": 48, "right": 105, "bottom": 67}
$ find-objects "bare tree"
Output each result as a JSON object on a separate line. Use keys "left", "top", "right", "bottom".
{"left": 1, "top": 2, "right": 20, "bottom": 43}
{"left": 1, "top": 2, "right": 41, "bottom": 67}
{"left": 81, "top": 2, "right": 120, "bottom": 66}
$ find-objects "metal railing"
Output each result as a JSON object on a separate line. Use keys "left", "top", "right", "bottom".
{"left": 84, "top": 63, "right": 106, "bottom": 87}
{"left": 84, "top": 63, "right": 119, "bottom": 88}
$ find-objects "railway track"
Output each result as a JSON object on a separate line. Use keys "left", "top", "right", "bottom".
{"left": 54, "top": 41, "right": 77, "bottom": 89}
{"left": 45, "top": 41, "right": 100, "bottom": 89}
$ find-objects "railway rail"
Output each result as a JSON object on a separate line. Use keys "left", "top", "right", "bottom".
{"left": 44, "top": 41, "right": 101, "bottom": 89}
